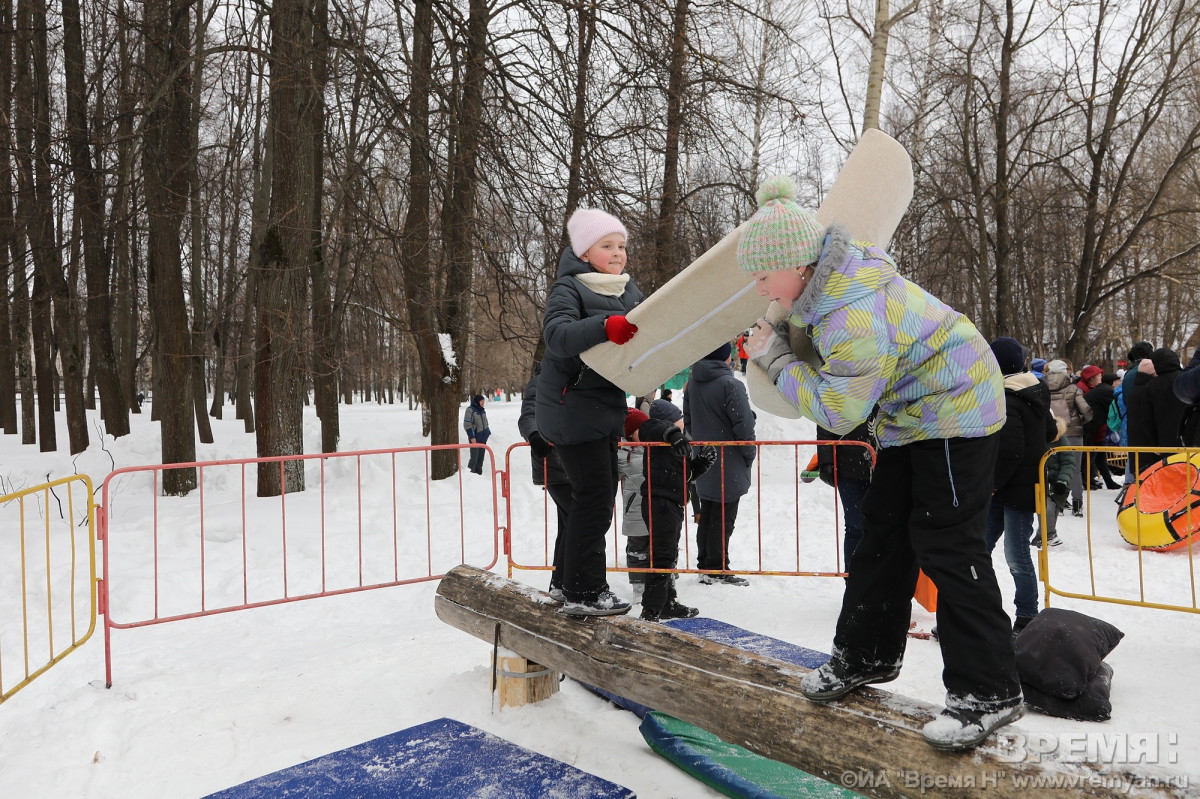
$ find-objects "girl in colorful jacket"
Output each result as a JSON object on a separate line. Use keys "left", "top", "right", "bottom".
{"left": 740, "top": 176, "right": 1021, "bottom": 752}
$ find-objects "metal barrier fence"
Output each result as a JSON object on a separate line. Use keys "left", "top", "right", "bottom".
{"left": 504, "top": 439, "right": 874, "bottom": 583}
{"left": 98, "top": 444, "right": 501, "bottom": 686}
{"left": 6, "top": 439, "right": 1199, "bottom": 700}
{"left": 0, "top": 475, "right": 97, "bottom": 705}
{"left": 1035, "top": 444, "right": 1200, "bottom": 615}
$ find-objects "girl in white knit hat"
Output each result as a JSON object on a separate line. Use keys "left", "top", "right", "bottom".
{"left": 534, "top": 208, "right": 648, "bottom": 617}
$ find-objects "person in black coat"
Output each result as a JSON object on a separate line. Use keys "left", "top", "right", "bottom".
{"left": 535, "top": 208, "right": 643, "bottom": 616}
{"left": 1120, "top": 341, "right": 1155, "bottom": 474}
{"left": 986, "top": 338, "right": 1056, "bottom": 633}
{"left": 1126, "top": 347, "right": 1190, "bottom": 473}
{"left": 1175, "top": 348, "right": 1200, "bottom": 447}
{"left": 623, "top": 409, "right": 716, "bottom": 622}
{"left": 683, "top": 343, "right": 756, "bottom": 584}
{"left": 519, "top": 363, "right": 571, "bottom": 596}
{"left": 1082, "top": 373, "right": 1121, "bottom": 489}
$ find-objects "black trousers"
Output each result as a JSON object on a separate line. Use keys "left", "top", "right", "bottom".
{"left": 546, "top": 481, "right": 572, "bottom": 589}
{"left": 553, "top": 436, "right": 620, "bottom": 601}
{"left": 834, "top": 434, "right": 1021, "bottom": 712}
{"left": 641, "top": 497, "right": 684, "bottom": 614}
{"left": 467, "top": 445, "right": 486, "bottom": 473}
{"left": 696, "top": 498, "right": 740, "bottom": 570}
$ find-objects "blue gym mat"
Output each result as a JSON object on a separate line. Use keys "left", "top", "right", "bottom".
{"left": 582, "top": 617, "right": 830, "bottom": 717}
{"left": 204, "top": 717, "right": 636, "bottom": 798}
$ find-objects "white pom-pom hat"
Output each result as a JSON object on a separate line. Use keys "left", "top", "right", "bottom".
{"left": 736, "top": 176, "right": 826, "bottom": 272}
{"left": 567, "top": 208, "right": 628, "bottom": 257}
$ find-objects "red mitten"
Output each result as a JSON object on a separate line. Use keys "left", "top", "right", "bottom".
{"left": 604, "top": 315, "right": 638, "bottom": 344}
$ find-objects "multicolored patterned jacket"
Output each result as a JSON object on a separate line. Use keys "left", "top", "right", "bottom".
{"left": 773, "top": 225, "right": 1004, "bottom": 448}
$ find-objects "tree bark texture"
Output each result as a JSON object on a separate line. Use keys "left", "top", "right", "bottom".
{"left": 62, "top": 0, "right": 129, "bottom": 437}
{"left": 0, "top": 0, "right": 17, "bottom": 435}
{"left": 649, "top": 0, "right": 688, "bottom": 295}
{"left": 143, "top": 0, "right": 198, "bottom": 494}
{"left": 256, "top": 0, "right": 319, "bottom": 495}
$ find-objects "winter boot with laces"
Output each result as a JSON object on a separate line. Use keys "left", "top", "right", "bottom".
{"left": 800, "top": 657, "right": 901, "bottom": 702}
{"left": 561, "top": 589, "right": 631, "bottom": 617}
{"left": 922, "top": 703, "right": 1025, "bottom": 751}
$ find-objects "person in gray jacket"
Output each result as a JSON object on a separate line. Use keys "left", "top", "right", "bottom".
{"left": 463, "top": 394, "right": 490, "bottom": 475}
{"left": 683, "top": 342, "right": 756, "bottom": 585}
{"left": 535, "top": 208, "right": 644, "bottom": 616}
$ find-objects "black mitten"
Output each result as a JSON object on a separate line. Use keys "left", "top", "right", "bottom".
{"left": 664, "top": 427, "right": 693, "bottom": 462}
{"left": 527, "top": 430, "right": 550, "bottom": 459}
{"left": 688, "top": 445, "right": 718, "bottom": 481}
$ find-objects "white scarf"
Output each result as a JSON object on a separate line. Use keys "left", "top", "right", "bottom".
{"left": 575, "top": 271, "right": 630, "bottom": 297}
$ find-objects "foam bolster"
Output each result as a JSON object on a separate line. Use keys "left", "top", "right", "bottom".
{"left": 640, "top": 711, "right": 858, "bottom": 799}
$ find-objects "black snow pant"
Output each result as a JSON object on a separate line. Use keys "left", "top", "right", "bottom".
{"left": 833, "top": 434, "right": 1022, "bottom": 713}
{"left": 547, "top": 481, "right": 572, "bottom": 590}
{"left": 696, "top": 498, "right": 740, "bottom": 570}
{"left": 641, "top": 497, "right": 684, "bottom": 615}
{"left": 554, "top": 436, "right": 620, "bottom": 602}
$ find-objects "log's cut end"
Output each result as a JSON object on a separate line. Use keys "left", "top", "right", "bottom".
{"left": 434, "top": 565, "right": 1185, "bottom": 799}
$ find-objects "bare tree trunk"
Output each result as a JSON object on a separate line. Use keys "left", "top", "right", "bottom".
{"left": 991, "top": 0, "right": 1015, "bottom": 337}
{"left": 63, "top": 0, "right": 129, "bottom": 437}
{"left": 188, "top": 0, "right": 213, "bottom": 444}
{"left": 0, "top": 0, "right": 16, "bottom": 435}
{"left": 431, "top": 0, "right": 488, "bottom": 478}
{"left": 862, "top": 0, "right": 917, "bottom": 132}
{"left": 112, "top": 0, "right": 140, "bottom": 414}
{"left": 18, "top": 0, "right": 87, "bottom": 453}
{"left": 143, "top": 0, "right": 198, "bottom": 494}
{"left": 29, "top": 274, "right": 54, "bottom": 448}
{"left": 256, "top": 0, "right": 319, "bottom": 495}
{"left": 310, "top": 0, "right": 338, "bottom": 453}
{"left": 649, "top": 0, "right": 688, "bottom": 293}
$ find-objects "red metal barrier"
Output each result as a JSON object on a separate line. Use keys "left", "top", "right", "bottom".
{"left": 98, "top": 444, "right": 500, "bottom": 686}
{"left": 504, "top": 439, "right": 875, "bottom": 583}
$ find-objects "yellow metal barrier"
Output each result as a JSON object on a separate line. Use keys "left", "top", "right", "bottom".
{"left": 1035, "top": 444, "right": 1200, "bottom": 616}
{"left": 0, "top": 475, "right": 97, "bottom": 705}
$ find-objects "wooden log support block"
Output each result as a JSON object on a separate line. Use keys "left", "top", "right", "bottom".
{"left": 493, "top": 650, "right": 560, "bottom": 709}
{"left": 436, "top": 565, "right": 1185, "bottom": 799}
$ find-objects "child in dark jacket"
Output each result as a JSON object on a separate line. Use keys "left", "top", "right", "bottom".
{"left": 623, "top": 409, "right": 716, "bottom": 621}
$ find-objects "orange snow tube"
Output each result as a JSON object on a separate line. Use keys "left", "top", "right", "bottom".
{"left": 1116, "top": 452, "right": 1200, "bottom": 551}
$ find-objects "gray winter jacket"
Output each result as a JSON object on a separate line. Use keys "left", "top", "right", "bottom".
{"left": 684, "top": 358, "right": 756, "bottom": 501}
{"left": 535, "top": 247, "right": 643, "bottom": 446}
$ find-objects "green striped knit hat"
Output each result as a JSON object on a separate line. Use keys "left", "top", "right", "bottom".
{"left": 736, "top": 176, "right": 825, "bottom": 272}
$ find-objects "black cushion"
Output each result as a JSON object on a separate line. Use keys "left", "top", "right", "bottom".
{"left": 1014, "top": 608, "right": 1124, "bottom": 699}
{"left": 1022, "top": 662, "right": 1114, "bottom": 721}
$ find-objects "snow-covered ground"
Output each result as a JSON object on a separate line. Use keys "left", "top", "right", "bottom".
{"left": 1, "top": 389, "right": 1198, "bottom": 798}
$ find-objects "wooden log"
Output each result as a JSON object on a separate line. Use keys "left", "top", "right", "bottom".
{"left": 436, "top": 565, "right": 1189, "bottom": 799}
{"left": 493, "top": 650, "right": 559, "bottom": 709}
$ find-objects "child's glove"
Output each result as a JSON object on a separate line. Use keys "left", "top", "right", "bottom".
{"left": 1050, "top": 481, "right": 1069, "bottom": 505}
{"left": 746, "top": 319, "right": 795, "bottom": 382}
{"left": 604, "top": 315, "right": 638, "bottom": 344}
{"left": 527, "top": 431, "right": 550, "bottom": 459}
{"left": 664, "top": 426, "right": 693, "bottom": 461}
{"left": 688, "top": 445, "right": 718, "bottom": 481}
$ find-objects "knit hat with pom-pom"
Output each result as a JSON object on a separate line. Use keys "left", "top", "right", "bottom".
{"left": 736, "top": 176, "right": 826, "bottom": 273}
